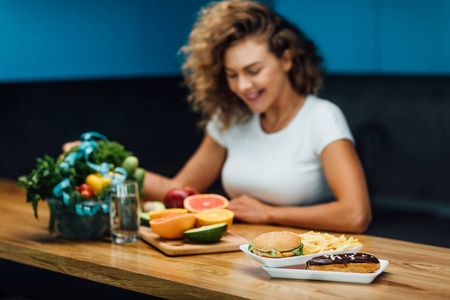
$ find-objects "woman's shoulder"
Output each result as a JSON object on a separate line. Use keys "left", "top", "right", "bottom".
{"left": 206, "top": 111, "right": 256, "bottom": 147}
{"left": 306, "top": 94, "right": 342, "bottom": 113}
{"left": 304, "top": 94, "right": 347, "bottom": 121}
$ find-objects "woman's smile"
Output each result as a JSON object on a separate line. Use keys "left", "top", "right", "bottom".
{"left": 224, "top": 36, "right": 294, "bottom": 115}
{"left": 243, "top": 89, "right": 265, "bottom": 102}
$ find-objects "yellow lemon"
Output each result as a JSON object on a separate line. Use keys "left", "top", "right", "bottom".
{"left": 195, "top": 208, "right": 234, "bottom": 231}
{"left": 85, "top": 174, "right": 112, "bottom": 192}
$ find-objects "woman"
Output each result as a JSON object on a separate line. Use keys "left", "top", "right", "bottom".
{"left": 65, "top": 0, "right": 371, "bottom": 233}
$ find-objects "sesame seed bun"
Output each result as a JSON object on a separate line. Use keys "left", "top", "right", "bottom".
{"left": 252, "top": 231, "right": 302, "bottom": 253}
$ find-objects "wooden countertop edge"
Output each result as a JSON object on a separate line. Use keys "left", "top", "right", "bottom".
{"left": 0, "top": 242, "right": 246, "bottom": 300}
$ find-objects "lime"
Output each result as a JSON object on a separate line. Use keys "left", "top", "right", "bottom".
{"left": 133, "top": 167, "right": 145, "bottom": 184}
{"left": 149, "top": 201, "right": 166, "bottom": 211}
{"left": 122, "top": 156, "right": 139, "bottom": 178}
{"left": 140, "top": 210, "right": 150, "bottom": 226}
{"left": 183, "top": 222, "right": 228, "bottom": 243}
{"left": 140, "top": 201, "right": 166, "bottom": 226}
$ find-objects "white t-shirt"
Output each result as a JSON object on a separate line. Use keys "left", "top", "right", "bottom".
{"left": 206, "top": 94, "right": 354, "bottom": 206}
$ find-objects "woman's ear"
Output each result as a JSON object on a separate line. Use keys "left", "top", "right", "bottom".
{"left": 281, "top": 49, "right": 293, "bottom": 72}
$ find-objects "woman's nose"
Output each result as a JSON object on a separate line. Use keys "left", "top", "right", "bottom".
{"left": 238, "top": 75, "right": 253, "bottom": 91}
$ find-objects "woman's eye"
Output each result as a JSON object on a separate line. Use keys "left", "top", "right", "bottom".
{"left": 226, "top": 73, "right": 238, "bottom": 79}
{"left": 248, "top": 69, "right": 260, "bottom": 75}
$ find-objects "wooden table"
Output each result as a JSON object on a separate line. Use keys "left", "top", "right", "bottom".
{"left": 1, "top": 179, "right": 449, "bottom": 299}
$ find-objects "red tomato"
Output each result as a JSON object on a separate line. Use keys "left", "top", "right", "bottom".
{"left": 79, "top": 183, "right": 94, "bottom": 193}
{"left": 80, "top": 189, "right": 93, "bottom": 198}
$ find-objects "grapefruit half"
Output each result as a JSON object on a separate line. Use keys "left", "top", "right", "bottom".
{"left": 150, "top": 213, "right": 195, "bottom": 239}
{"left": 184, "top": 194, "right": 229, "bottom": 213}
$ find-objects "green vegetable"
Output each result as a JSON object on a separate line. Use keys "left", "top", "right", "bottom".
{"left": 67, "top": 140, "right": 133, "bottom": 184}
{"left": 90, "top": 140, "right": 133, "bottom": 166}
{"left": 133, "top": 167, "right": 145, "bottom": 184}
{"left": 17, "top": 155, "right": 63, "bottom": 219}
{"left": 292, "top": 243, "right": 304, "bottom": 256}
{"left": 248, "top": 242, "right": 253, "bottom": 251}
{"left": 269, "top": 249, "right": 278, "bottom": 255}
{"left": 18, "top": 139, "right": 137, "bottom": 234}
{"left": 122, "top": 156, "right": 139, "bottom": 179}
{"left": 133, "top": 167, "right": 146, "bottom": 198}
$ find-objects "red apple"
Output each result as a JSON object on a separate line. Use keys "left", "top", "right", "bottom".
{"left": 163, "top": 187, "right": 198, "bottom": 208}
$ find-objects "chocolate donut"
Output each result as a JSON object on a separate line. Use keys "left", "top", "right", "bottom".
{"left": 306, "top": 253, "right": 380, "bottom": 273}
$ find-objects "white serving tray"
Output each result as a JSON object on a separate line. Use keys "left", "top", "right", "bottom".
{"left": 262, "top": 259, "right": 389, "bottom": 284}
{"left": 239, "top": 243, "right": 363, "bottom": 268}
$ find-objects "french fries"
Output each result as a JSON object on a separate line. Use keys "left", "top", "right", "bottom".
{"left": 298, "top": 231, "right": 362, "bottom": 255}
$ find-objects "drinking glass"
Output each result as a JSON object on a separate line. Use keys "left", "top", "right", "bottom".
{"left": 109, "top": 180, "right": 140, "bottom": 243}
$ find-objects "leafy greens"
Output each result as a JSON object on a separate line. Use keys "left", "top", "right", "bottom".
{"left": 18, "top": 139, "right": 134, "bottom": 233}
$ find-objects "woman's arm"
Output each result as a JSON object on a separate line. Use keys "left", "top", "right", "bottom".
{"left": 229, "top": 139, "right": 372, "bottom": 233}
{"left": 142, "top": 133, "right": 227, "bottom": 202}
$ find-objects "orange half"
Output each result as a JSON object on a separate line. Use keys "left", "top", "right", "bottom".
{"left": 150, "top": 213, "right": 195, "bottom": 239}
{"left": 195, "top": 208, "right": 234, "bottom": 231}
{"left": 149, "top": 208, "right": 188, "bottom": 220}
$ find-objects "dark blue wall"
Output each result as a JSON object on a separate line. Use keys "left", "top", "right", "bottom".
{"left": 0, "top": 0, "right": 449, "bottom": 82}
{"left": 0, "top": 0, "right": 209, "bottom": 82}
{"left": 276, "top": 0, "right": 450, "bottom": 74}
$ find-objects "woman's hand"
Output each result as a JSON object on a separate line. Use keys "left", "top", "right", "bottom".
{"left": 62, "top": 140, "right": 81, "bottom": 153}
{"left": 227, "top": 140, "right": 371, "bottom": 233}
{"left": 228, "top": 194, "right": 273, "bottom": 224}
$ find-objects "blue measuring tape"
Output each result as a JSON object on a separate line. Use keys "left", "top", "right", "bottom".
{"left": 52, "top": 132, "right": 127, "bottom": 216}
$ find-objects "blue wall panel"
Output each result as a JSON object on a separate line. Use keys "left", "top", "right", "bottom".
{"left": 0, "top": 0, "right": 448, "bottom": 82}
{"left": 0, "top": 0, "right": 208, "bottom": 82}
{"left": 140, "top": 1, "right": 208, "bottom": 76}
{"left": 380, "top": 0, "right": 450, "bottom": 74}
{"left": 0, "top": 1, "right": 146, "bottom": 81}
{"left": 275, "top": 0, "right": 450, "bottom": 75}
{"left": 274, "top": 0, "right": 378, "bottom": 74}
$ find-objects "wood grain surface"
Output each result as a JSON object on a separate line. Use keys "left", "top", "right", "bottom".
{"left": 140, "top": 226, "right": 248, "bottom": 256}
{"left": 1, "top": 179, "right": 449, "bottom": 299}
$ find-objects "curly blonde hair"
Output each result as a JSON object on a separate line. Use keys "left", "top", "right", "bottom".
{"left": 181, "top": 0, "right": 323, "bottom": 130}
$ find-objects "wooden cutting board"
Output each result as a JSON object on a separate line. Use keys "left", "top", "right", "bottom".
{"left": 140, "top": 226, "right": 249, "bottom": 256}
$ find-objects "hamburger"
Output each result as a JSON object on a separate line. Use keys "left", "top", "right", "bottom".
{"left": 248, "top": 231, "right": 304, "bottom": 258}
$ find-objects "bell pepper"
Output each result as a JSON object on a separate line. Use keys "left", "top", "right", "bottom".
{"left": 85, "top": 173, "right": 113, "bottom": 192}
